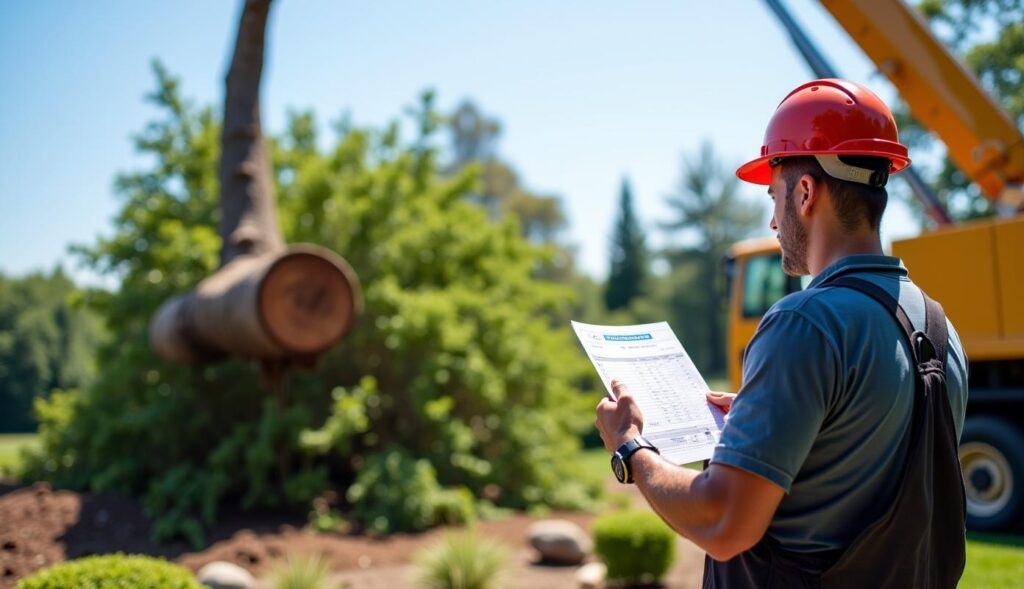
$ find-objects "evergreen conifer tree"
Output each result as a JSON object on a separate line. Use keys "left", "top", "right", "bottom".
{"left": 604, "top": 177, "right": 648, "bottom": 311}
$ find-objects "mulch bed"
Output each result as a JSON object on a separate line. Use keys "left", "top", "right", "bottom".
{"left": 0, "top": 480, "right": 612, "bottom": 588}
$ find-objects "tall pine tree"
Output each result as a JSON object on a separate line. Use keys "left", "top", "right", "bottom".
{"left": 661, "top": 142, "right": 764, "bottom": 373}
{"left": 604, "top": 177, "right": 648, "bottom": 311}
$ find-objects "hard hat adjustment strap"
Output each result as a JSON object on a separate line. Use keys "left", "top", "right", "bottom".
{"left": 814, "top": 154, "right": 889, "bottom": 187}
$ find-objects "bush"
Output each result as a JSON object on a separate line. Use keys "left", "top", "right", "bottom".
{"left": 414, "top": 532, "right": 509, "bottom": 589}
{"left": 16, "top": 554, "right": 202, "bottom": 589}
{"left": 346, "top": 448, "right": 476, "bottom": 534}
{"left": 593, "top": 511, "right": 676, "bottom": 586}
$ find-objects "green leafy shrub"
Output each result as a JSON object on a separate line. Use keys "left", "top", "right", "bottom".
{"left": 269, "top": 553, "right": 333, "bottom": 589}
{"left": 16, "top": 554, "right": 202, "bottom": 589}
{"left": 414, "top": 532, "right": 510, "bottom": 589}
{"left": 308, "top": 494, "right": 347, "bottom": 533}
{"left": 24, "top": 63, "right": 600, "bottom": 544}
{"left": 593, "top": 511, "right": 677, "bottom": 585}
{"left": 347, "top": 448, "right": 476, "bottom": 534}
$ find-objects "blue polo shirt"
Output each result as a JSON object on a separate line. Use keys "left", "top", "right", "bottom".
{"left": 711, "top": 255, "right": 968, "bottom": 553}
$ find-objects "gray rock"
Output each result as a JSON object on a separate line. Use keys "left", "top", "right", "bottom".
{"left": 576, "top": 561, "right": 607, "bottom": 589}
{"left": 197, "top": 561, "right": 256, "bottom": 589}
{"left": 528, "top": 519, "right": 593, "bottom": 565}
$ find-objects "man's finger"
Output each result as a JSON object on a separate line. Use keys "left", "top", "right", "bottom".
{"left": 706, "top": 391, "right": 734, "bottom": 412}
{"left": 611, "top": 379, "right": 630, "bottom": 398}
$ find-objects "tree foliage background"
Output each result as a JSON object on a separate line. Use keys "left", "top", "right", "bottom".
{"left": 588, "top": 143, "right": 765, "bottom": 378}
{"left": 604, "top": 178, "right": 648, "bottom": 313}
{"left": 901, "top": 0, "right": 1024, "bottom": 220}
{"left": 444, "top": 100, "right": 575, "bottom": 282}
{"left": 26, "top": 64, "right": 600, "bottom": 546}
{"left": 0, "top": 269, "right": 104, "bottom": 432}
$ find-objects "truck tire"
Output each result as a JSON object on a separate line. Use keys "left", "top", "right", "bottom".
{"left": 959, "top": 415, "right": 1024, "bottom": 531}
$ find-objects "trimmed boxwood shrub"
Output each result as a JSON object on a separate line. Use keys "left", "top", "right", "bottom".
{"left": 17, "top": 554, "right": 202, "bottom": 589}
{"left": 593, "top": 510, "right": 677, "bottom": 585}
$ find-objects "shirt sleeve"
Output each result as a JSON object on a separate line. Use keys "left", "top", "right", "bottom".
{"left": 711, "top": 309, "right": 839, "bottom": 492}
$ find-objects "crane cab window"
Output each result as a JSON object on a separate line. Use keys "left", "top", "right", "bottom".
{"left": 741, "top": 254, "right": 804, "bottom": 317}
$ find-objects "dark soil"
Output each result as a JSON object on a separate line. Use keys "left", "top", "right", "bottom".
{"left": 0, "top": 480, "right": 704, "bottom": 588}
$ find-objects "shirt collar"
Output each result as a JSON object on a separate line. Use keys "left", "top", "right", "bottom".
{"left": 807, "top": 254, "right": 907, "bottom": 289}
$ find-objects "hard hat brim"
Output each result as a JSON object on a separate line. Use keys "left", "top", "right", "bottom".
{"left": 736, "top": 152, "right": 910, "bottom": 185}
{"left": 736, "top": 157, "right": 774, "bottom": 185}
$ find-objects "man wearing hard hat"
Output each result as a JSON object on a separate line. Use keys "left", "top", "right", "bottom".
{"left": 595, "top": 79, "right": 968, "bottom": 588}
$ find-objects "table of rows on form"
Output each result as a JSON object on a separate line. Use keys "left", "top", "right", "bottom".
{"left": 592, "top": 352, "right": 719, "bottom": 449}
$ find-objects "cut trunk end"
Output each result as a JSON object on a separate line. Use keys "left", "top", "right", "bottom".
{"left": 150, "top": 244, "right": 361, "bottom": 363}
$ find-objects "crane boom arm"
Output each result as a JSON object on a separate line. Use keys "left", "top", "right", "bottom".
{"left": 819, "top": 0, "right": 1024, "bottom": 202}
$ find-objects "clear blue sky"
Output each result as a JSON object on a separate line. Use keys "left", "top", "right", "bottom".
{"left": 0, "top": 0, "right": 922, "bottom": 284}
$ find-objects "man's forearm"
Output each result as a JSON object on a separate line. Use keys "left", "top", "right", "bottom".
{"left": 595, "top": 386, "right": 781, "bottom": 560}
{"left": 629, "top": 449, "right": 726, "bottom": 553}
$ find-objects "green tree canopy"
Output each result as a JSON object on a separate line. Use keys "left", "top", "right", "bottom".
{"left": 0, "top": 269, "right": 104, "bottom": 432}
{"left": 660, "top": 142, "right": 765, "bottom": 375}
{"left": 604, "top": 177, "right": 649, "bottom": 312}
{"left": 444, "top": 101, "right": 576, "bottom": 282}
{"left": 901, "top": 0, "right": 1024, "bottom": 219}
{"left": 28, "top": 64, "right": 599, "bottom": 546}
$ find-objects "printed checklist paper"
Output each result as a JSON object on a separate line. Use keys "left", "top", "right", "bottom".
{"left": 572, "top": 321, "right": 726, "bottom": 465}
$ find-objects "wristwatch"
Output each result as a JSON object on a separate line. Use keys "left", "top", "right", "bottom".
{"left": 611, "top": 436, "right": 660, "bottom": 484}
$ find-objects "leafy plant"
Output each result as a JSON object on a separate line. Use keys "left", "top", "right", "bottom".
{"left": 269, "top": 553, "right": 334, "bottom": 589}
{"left": 16, "top": 554, "right": 202, "bottom": 589}
{"left": 308, "top": 492, "right": 347, "bottom": 533}
{"left": 593, "top": 510, "right": 677, "bottom": 586}
{"left": 346, "top": 448, "right": 476, "bottom": 534}
{"left": 414, "top": 532, "right": 510, "bottom": 589}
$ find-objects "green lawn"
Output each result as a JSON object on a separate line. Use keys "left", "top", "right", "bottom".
{"left": 961, "top": 534, "right": 1024, "bottom": 588}
{"left": 0, "top": 433, "right": 39, "bottom": 475}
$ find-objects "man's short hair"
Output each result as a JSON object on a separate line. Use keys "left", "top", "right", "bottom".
{"left": 777, "top": 156, "right": 890, "bottom": 232}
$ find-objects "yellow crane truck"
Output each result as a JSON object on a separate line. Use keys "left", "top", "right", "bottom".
{"left": 727, "top": 0, "right": 1024, "bottom": 531}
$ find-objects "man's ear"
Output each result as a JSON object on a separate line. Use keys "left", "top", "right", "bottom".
{"left": 798, "top": 174, "right": 820, "bottom": 217}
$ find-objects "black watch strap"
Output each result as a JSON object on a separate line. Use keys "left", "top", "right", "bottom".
{"left": 613, "top": 435, "right": 660, "bottom": 484}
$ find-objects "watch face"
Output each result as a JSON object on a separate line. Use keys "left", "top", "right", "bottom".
{"left": 611, "top": 453, "right": 626, "bottom": 483}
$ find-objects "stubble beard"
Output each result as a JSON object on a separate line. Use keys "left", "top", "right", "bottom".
{"left": 779, "top": 188, "right": 809, "bottom": 277}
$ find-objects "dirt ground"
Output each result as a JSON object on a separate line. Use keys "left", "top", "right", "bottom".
{"left": 0, "top": 480, "right": 703, "bottom": 588}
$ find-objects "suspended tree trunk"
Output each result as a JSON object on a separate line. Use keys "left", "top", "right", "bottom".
{"left": 150, "top": 0, "right": 360, "bottom": 365}
{"left": 219, "top": 0, "right": 283, "bottom": 264}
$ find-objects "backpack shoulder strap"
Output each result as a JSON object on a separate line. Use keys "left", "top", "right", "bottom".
{"left": 827, "top": 275, "right": 948, "bottom": 369}
{"left": 827, "top": 276, "right": 916, "bottom": 343}
{"left": 922, "top": 293, "right": 948, "bottom": 370}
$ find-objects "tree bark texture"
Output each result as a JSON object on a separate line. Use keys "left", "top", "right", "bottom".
{"left": 219, "top": 0, "right": 284, "bottom": 264}
{"left": 149, "top": 0, "right": 361, "bottom": 364}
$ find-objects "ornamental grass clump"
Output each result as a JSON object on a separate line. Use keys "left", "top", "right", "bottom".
{"left": 269, "top": 553, "right": 333, "bottom": 589}
{"left": 414, "top": 531, "right": 510, "bottom": 589}
{"left": 593, "top": 510, "right": 676, "bottom": 586}
{"left": 16, "top": 554, "right": 202, "bottom": 589}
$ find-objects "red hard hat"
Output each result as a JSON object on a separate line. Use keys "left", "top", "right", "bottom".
{"left": 736, "top": 79, "right": 910, "bottom": 185}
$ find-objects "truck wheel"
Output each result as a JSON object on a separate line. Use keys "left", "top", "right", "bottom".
{"left": 960, "top": 415, "right": 1024, "bottom": 531}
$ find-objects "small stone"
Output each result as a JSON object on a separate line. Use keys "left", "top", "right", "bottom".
{"left": 528, "top": 519, "right": 593, "bottom": 565}
{"left": 576, "top": 562, "right": 607, "bottom": 589}
{"left": 197, "top": 561, "right": 255, "bottom": 589}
